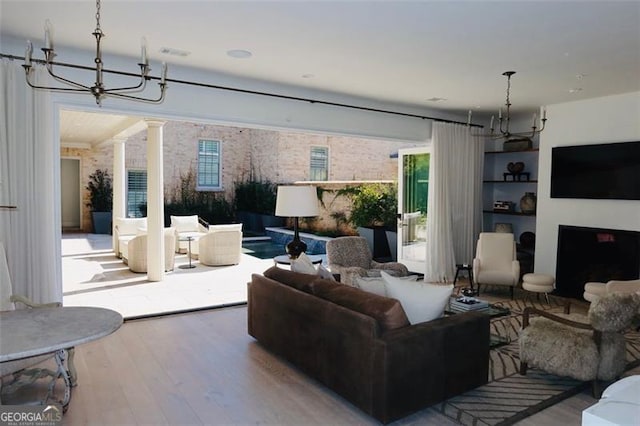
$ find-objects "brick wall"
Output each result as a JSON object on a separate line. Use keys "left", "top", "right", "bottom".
{"left": 64, "top": 120, "right": 419, "bottom": 232}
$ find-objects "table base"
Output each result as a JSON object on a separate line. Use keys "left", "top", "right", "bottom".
{"left": 0, "top": 349, "right": 73, "bottom": 412}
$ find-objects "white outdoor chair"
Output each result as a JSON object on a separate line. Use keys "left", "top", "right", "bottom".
{"left": 194, "top": 224, "right": 243, "bottom": 266}
{"left": 124, "top": 228, "right": 176, "bottom": 273}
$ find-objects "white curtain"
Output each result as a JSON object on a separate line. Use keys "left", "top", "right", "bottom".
{"left": 0, "top": 59, "right": 60, "bottom": 304}
{"left": 424, "top": 122, "right": 483, "bottom": 282}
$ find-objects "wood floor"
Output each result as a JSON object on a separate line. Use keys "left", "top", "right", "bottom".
{"left": 34, "top": 302, "right": 608, "bottom": 426}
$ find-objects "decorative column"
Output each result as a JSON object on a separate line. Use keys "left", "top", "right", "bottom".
{"left": 145, "top": 119, "right": 166, "bottom": 281}
{"left": 112, "top": 137, "right": 126, "bottom": 251}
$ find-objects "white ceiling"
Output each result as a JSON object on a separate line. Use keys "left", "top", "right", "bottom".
{"left": 2, "top": 0, "right": 640, "bottom": 143}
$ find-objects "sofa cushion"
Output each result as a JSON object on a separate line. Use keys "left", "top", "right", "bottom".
{"left": 263, "top": 266, "right": 318, "bottom": 293}
{"left": 171, "top": 215, "right": 199, "bottom": 233}
{"left": 381, "top": 271, "right": 453, "bottom": 325}
{"left": 115, "top": 217, "right": 147, "bottom": 236}
{"left": 309, "top": 278, "right": 409, "bottom": 331}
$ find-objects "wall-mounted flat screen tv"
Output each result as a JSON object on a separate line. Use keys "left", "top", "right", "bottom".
{"left": 550, "top": 141, "right": 640, "bottom": 200}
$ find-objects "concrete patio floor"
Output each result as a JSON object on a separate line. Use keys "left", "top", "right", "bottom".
{"left": 62, "top": 233, "right": 274, "bottom": 319}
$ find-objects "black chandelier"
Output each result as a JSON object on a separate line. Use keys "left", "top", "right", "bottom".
{"left": 22, "top": 0, "right": 167, "bottom": 105}
{"left": 467, "top": 71, "right": 546, "bottom": 143}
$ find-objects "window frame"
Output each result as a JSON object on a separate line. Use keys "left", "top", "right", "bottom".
{"left": 196, "top": 139, "right": 223, "bottom": 192}
{"left": 309, "top": 145, "right": 329, "bottom": 181}
{"left": 126, "top": 169, "right": 147, "bottom": 218}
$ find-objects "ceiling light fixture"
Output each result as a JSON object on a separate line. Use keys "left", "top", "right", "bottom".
{"left": 22, "top": 0, "right": 167, "bottom": 105}
{"left": 467, "top": 71, "right": 547, "bottom": 147}
{"left": 226, "top": 49, "right": 252, "bottom": 59}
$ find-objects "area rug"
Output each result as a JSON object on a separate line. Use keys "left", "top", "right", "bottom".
{"left": 436, "top": 295, "right": 640, "bottom": 426}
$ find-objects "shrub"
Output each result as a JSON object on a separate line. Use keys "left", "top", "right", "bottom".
{"left": 233, "top": 179, "right": 278, "bottom": 215}
{"left": 339, "top": 183, "right": 397, "bottom": 229}
{"left": 86, "top": 169, "right": 113, "bottom": 212}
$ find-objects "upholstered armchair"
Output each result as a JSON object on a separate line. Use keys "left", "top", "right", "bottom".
{"left": 472, "top": 232, "right": 520, "bottom": 298}
{"left": 519, "top": 292, "right": 640, "bottom": 397}
{"left": 113, "top": 217, "right": 147, "bottom": 258}
{"left": 124, "top": 228, "right": 176, "bottom": 273}
{"left": 170, "top": 215, "right": 208, "bottom": 253}
{"left": 326, "top": 236, "right": 409, "bottom": 286}
{"left": 193, "top": 224, "right": 243, "bottom": 266}
{"left": 583, "top": 279, "right": 640, "bottom": 303}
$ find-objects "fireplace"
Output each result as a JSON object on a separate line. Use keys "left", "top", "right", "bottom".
{"left": 555, "top": 225, "right": 640, "bottom": 299}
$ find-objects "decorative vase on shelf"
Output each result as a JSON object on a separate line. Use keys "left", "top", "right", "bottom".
{"left": 520, "top": 192, "right": 537, "bottom": 215}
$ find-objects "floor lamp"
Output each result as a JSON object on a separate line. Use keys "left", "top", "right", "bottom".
{"left": 275, "top": 185, "right": 319, "bottom": 259}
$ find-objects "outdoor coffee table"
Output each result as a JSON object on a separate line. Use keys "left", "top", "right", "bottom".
{"left": 179, "top": 236, "right": 196, "bottom": 269}
{"left": 0, "top": 306, "right": 123, "bottom": 410}
{"left": 273, "top": 254, "right": 323, "bottom": 266}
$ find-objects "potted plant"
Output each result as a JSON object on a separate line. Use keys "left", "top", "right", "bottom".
{"left": 342, "top": 183, "right": 397, "bottom": 260}
{"left": 86, "top": 169, "right": 113, "bottom": 234}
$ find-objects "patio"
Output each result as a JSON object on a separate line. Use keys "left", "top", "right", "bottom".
{"left": 62, "top": 233, "right": 274, "bottom": 319}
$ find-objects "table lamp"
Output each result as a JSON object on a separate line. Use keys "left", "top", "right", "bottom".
{"left": 275, "top": 185, "right": 319, "bottom": 259}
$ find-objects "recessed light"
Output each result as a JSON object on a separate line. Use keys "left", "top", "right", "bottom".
{"left": 568, "top": 88, "right": 583, "bottom": 93}
{"left": 301, "top": 74, "right": 315, "bottom": 79}
{"left": 227, "top": 49, "right": 252, "bottom": 59}
{"left": 427, "top": 97, "right": 447, "bottom": 102}
{"left": 159, "top": 47, "right": 191, "bottom": 57}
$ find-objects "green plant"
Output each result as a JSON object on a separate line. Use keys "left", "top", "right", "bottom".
{"left": 342, "top": 183, "right": 397, "bottom": 229}
{"left": 233, "top": 179, "right": 278, "bottom": 215}
{"left": 86, "top": 169, "right": 113, "bottom": 212}
{"left": 162, "top": 169, "right": 234, "bottom": 224}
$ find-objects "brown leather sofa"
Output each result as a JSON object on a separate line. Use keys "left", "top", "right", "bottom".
{"left": 248, "top": 267, "right": 490, "bottom": 424}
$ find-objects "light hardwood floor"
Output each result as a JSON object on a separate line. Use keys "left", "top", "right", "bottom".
{"left": 42, "top": 303, "right": 617, "bottom": 426}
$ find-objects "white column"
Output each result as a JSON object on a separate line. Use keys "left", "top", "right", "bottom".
{"left": 145, "top": 119, "right": 166, "bottom": 281}
{"left": 112, "top": 137, "right": 126, "bottom": 251}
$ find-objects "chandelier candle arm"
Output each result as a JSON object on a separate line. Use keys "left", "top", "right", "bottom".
{"left": 20, "top": 0, "right": 167, "bottom": 105}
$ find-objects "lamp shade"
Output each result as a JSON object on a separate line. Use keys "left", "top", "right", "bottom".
{"left": 275, "top": 186, "right": 319, "bottom": 217}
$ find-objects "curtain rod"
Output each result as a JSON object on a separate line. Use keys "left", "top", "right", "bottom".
{"left": 1, "top": 53, "right": 483, "bottom": 128}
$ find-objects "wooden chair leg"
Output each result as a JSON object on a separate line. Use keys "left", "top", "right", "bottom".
{"left": 510, "top": 286, "right": 514, "bottom": 300}
{"left": 519, "top": 361, "right": 528, "bottom": 375}
{"left": 544, "top": 293, "right": 550, "bottom": 304}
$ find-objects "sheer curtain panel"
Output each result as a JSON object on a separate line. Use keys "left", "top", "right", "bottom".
{"left": 0, "top": 59, "right": 60, "bottom": 304}
{"left": 423, "top": 122, "right": 483, "bottom": 282}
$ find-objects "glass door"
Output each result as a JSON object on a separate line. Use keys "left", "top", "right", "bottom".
{"left": 397, "top": 147, "right": 430, "bottom": 273}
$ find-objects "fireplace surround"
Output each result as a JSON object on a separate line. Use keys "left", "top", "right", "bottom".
{"left": 555, "top": 225, "right": 640, "bottom": 299}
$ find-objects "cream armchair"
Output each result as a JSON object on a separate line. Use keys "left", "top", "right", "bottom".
{"left": 124, "top": 228, "right": 176, "bottom": 273}
{"left": 473, "top": 232, "right": 520, "bottom": 298}
{"left": 193, "top": 224, "right": 243, "bottom": 266}
{"left": 326, "top": 236, "right": 409, "bottom": 286}
{"left": 583, "top": 279, "right": 640, "bottom": 303}
{"left": 113, "top": 217, "right": 147, "bottom": 258}
{"left": 170, "top": 215, "right": 208, "bottom": 253}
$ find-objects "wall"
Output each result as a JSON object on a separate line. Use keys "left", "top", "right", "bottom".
{"left": 535, "top": 91, "right": 640, "bottom": 275}
{"left": 66, "top": 120, "right": 418, "bottom": 232}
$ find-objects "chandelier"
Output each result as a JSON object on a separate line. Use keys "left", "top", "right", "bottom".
{"left": 22, "top": 0, "right": 167, "bottom": 105}
{"left": 467, "top": 71, "right": 546, "bottom": 143}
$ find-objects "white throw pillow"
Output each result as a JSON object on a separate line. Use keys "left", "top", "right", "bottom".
{"left": 355, "top": 275, "right": 419, "bottom": 297}
{"left": 381, "top": 271, "right": 453, "bottom": 324}
{"left": 317, "top": 264, "right": 336, "bottom": 281}
{"left": 290, "top": 253, "right": 317, "bottom": 275}
{"left": 171, "top": 215, "right": 199, "bottom": 233}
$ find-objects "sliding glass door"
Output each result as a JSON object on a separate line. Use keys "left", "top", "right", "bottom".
{"left": 397, "top": 147, "right": 430, "bottom": 273}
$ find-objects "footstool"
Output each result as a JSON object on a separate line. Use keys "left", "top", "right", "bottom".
{"left": 522, "top": 273, "right": 555, "bottom": 303}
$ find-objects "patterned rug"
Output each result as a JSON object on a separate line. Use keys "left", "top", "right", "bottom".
{"left": 436, "top": 295, "right": 640, "bottom": 426}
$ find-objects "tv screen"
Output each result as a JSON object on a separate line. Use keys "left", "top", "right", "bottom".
{"left": 550, "top": 141, "right": 640, "bottom": 200}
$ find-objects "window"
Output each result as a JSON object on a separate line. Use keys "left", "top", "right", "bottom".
{"left": 310, "top": 146, "right": 329, "bottom": 181}
{"left": 127, "top": 170, "right": 147, "bottom": 218}
{"left": 197, "top": 139, "right": 221, "bottom": 190}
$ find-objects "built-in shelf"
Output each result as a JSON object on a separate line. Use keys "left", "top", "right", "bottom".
{"left": 483, "top": 210, "right": 536, "bottom": 217}
{"left": 483, "top": 180, "right": 538, "bottom": 183}
{"left": 484, "top": 149, "right": 539, "bottom": 155}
